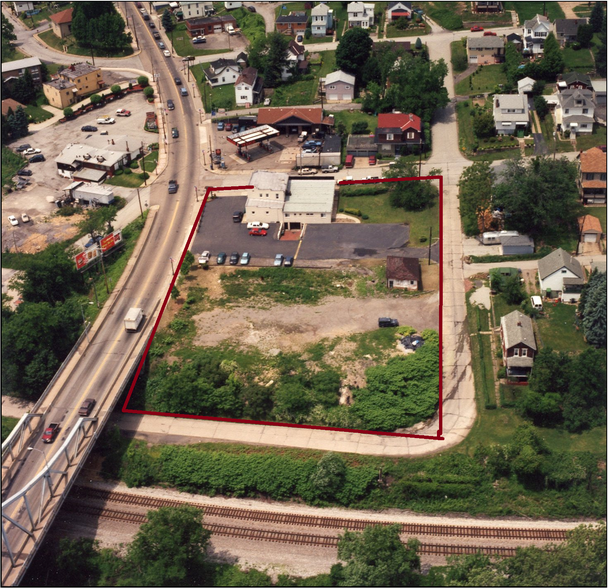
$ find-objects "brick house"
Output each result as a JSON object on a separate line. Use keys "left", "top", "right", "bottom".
{"left": 186, "top": 14, "right": 236, "bottom": 36}
{"left": 374, "top": 112, "right": 423, "bottom": 155}
{"left": 578, "top": 147, "right": 607, "bottom": 204}
{"left": 275, "top": 12, "right": 308, "bottom": 37}
{"left": 1, "top": 56, "right": 43, "bottom": 87}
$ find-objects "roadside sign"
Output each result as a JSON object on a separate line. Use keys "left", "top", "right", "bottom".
{"left": 75, "top": 247, "right": 99, "bottom": 270}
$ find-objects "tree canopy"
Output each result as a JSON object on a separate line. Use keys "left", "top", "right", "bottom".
{"left": 579, "top": 270, "right": 607, "bottom": 348}
{"left": 458, "top": 161, "right": 495, "bottom": 236}
{"left": 71, "top": 1, "right": 132, "bottom": 52}
{"left": 335, "top": 27, "right": 373, "bottom": 79}
{"left": 383, "top": 160, "right": 438, "bottom": 211}
{"left": 247, "top": 32, "right": 289, "bottom": 88}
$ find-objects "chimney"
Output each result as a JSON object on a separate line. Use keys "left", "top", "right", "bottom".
{"left": 70, "top": 64, "right": 75, "bottom": 71}
{"left": 517, "top": 321, "right": 522, "bottom": 327}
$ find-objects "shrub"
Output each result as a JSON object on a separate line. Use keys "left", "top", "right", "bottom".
{"left": 497, "top": 367, "right": 506, "bottom": 379}
{"left": 123, "top": 168, "right": 132, "bottom": 175}
{"left": 110, "top": 84, "right": 122, "bottom": 95}
{"left": 143, "top": 86, "right": 154, "bottom": 98}
{"left": 344, "top": 208, "right": 362, "bottom": 217}
{"left": 139, "top": 172, "right": 150, "bottom": 180}
{"left": 129, "top": 161, "right": 139, "bottom": 169}
{"left": 305, "top": 27, "right": 312, "bottom": 39}
{"left": 63, "top": 107, "right": 74, "bottom": 117}
{"left": 564, "top": 129, "right": 571, "bottom": 138}
{"left": 338, "top": 208, "right": 344, "bottom": 213}
{"left": 137, "top": 75, "right": 149, "bottom": 87}
{"left": 89, "top": 94, "right": 102, "bottom": 105}
{"left": 361, "top": 214, "right": 369, "bottom": 220}
{"left": 351, "top": 121, "right": 369, "bottom": 134}
{"left": 419, "top": 236, "right": 427, "bottom": 243}
{"left": 55, "top": 206, "right": 82, "bottom": 217}
{"left": 114, "top": 169, "right": 124, "bottom": 176}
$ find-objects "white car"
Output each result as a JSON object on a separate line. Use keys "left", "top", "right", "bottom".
{"left": 23, "top": 148, "right": 41, "bottom": 155}
{"left": 263, "top": 98, "right": 271, "bottom": 106}
{"left": 198, "top": 251, "right": 210, "bottom": 265}
{"left": 21, "top": 213, "right": 30, "bottom": 222}
{"left": 226, "top": 24, "right": 235, "bottom": 35}
{"left": 246, "top": 221, "right": 270, "bottom": 230}
{"left": 8, "top": 215, "right": 18, "bottom": 226}
{"left": 163, "top": 49, "right": 171, "bottom": 57}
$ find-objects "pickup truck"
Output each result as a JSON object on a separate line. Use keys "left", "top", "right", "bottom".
{"left": 96, "top": 117, "right": 115, "bottom": 124}
{"left": 42, "top": 423, "right": 60, "bottom": 443}
{"left": 226, "top": 24, "right": 235, "bottom": 35}
{"left": 116, "top": 109, "right": 131, "bottom": 116}
{"left": 298, "top": 168, "right": 318, "bottom": 175}
{"left": 321, "top": 165, "right": 338, "bottom": 173}
{"left": 198, "top": 251, "right": 210, "bottom": 266}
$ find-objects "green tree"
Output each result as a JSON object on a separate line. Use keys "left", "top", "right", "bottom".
{"left": 533, "top": 95, "right": 549, "bottom": 119}
{"left": 539, "top": 33, "right": 564, "bottom": 79}
{"left": 310, "top": 452, "right": 347, "bottom": 499}
{"left": 458, "top": 161, "right": 495, "bottom": 236}
{"left": 384, "top": 160, "right": 437, "bottom": 210}
{"left": 595, "top": 13, "right": 607, "bottom": 77}
{"left": 8, "top": 106, "right": 29, "bottom": 139}
{"left": 336, "top": 27, "right": 373, "bottom": 78}
{"left": 11, "top": 69, "right": 36, "bottom": 104}
{"left": 415, "top": 37, "right": 423, "bottom": 51}
{"left": 77, "top": 206, "right": 117, "bottom": 240}
{"left": 472, "top": 110, "right": 495, "bottom": 139}
{"left": 351, "top": 121, "right": 369, "bottom": 134}
{"left": 63, "top": 107, "right": 74, "bottom": 117}
{"left": 180, "top": 250, "right": 195, "bottom": 276}
{"left": 89, "top": 93, "right": 102, "bottom": 105}
{"left": 110, "top": 83, "right": 122, "bottom": 94}
{"left": 137, "top": 75, "right": 149, "bottom": 87}
{"left": 1, "top": 13, "right": 16, "bottom": 57}
{"left": 71, "top": 2, "right": 131, "bottom": 52}
{"left": 576, "top": 23, "right": 594, "bottom": 48}
{"left": 123, "top": 506, "right": 211, "bottom": 586}
{"left": 263, "top": 32, "right": 290, "bottom": 88}
{"left": 143, "top": 86, "right": 155, "bottom": 99}
{"left": 1, "top": 114, "right": 10, "bottom": 143}
{"left": 171, "top": 285, "right": 180, "bottom": 299}
{"left": 161, "top": 8, "right": 175, "bottom": 32}
{"left": 336, "top": 525, "right": 421, "bottom": 586}
{"left": 580, "top": 271, "right": 606, "bottom": 348}
{"left": 590, "top": 1, "right": 605, "bottom": 33}
{"left": 273, "top": 379, "right": 313, "bottom": 423}
{"left": 493, "top": 157, "right": 582, "bottom": 242}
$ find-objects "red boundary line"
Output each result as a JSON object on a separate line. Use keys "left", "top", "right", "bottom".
{"left": 123, "top": 175, "right": 444, "bottom": 441}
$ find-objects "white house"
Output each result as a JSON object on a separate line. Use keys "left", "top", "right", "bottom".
{"left": 492, "top": 94, "right": 529, "bottom": 135}
{"left": 538, "top": 248, "right": 585, "bottom": 301}
{"left": 387, "top": 1, "right": 412, "bottom": 21}
{"left": 224, "top": 1, "right": 242, "bottom": 9}
{"left": 348, "top": 2, "right": 375, "bottom": 29}
{"left": 202, "top": 58, "right": 241, "bottom": 87}
{"left": 311, "top": 3, "right": 333, "bottom": 36}
{"left": 556, "top": 88, "right": 595, "bottom": 135}
{"left": 180, "top": 1, "right": 214, "bottom": 19}
{"left": 281, "top": 40, "right": 306, "bottom": 81}
{"left": 12, "top": 2, "right": 34, "bottom": 15}
{"left": 517, "top": 76, "right": 536, "bottom": 94}
{"left": 386, "top": 255, "right": 420, "bottom": 290}
{"left": 234, "top": 67, "right": 263, "bottom": 106}
{"left": 321, "top": 70, "right": 356, "bottom": 102}
{"left": 522, "top": 14, "right": 552, "bottom": 55}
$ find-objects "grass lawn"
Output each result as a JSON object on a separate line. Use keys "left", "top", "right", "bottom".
{"left": 230, "top": 7, "right": 266, "bottom": 45}
{"left": 575, "top": 124, "right": 607, "bottom": 152}
{"left": 491, "top": 292, "right": 521, "bottom": 327}
{"left": 45, "top": 63, "right": 64, "bottom": 76}
{"left": 338, "top": 189, "right": 439, "bottom": 244}
{"left": 275, "top": 2, "right": 308, "bottom": 18}
{"left": 332, "top": 111, "right": 378, "bottom": 134}
{"left": 170, "top": 23, "right": 231, "bottom": 57}
{"left": 454, "top": 64, "right": 507, "bottom": 95}
{"left": 328, "top": 1, "right": 348, "bottom": 40}
{"left": 562, "top": 46, "right": 595, "bottom": 73}
{"left": 1, "top": 416, "right": 19, "bottom": 443}
{"left": 2, "top": 147, "right": 27, "bottom": 191}
{"left": 141, "top": 150, "right": 159, "bottom": 173}
{"left": 303, "top": 35, "right": 334, "bottom": 45}
{"left": 19, "top": 5, "right": 54, "bottom": 29}
{"left": 386, "top": 22, "right": 430, "bottom": 38}
{"left": 1, "top": 46, "right": 27, "bottom": 63}
{"left": 25, "top": 103, "right": 54, "bottom": 124}
{"left": 105, "top": 171, "right": 148, "bottom": 188}
{"left": 193, "top": 64, "right": 236, "bottom": 111}
{"left": 451, "top": 40, "right": 468, "bottom": 74}
{"left": 573, "top": 4, "right": 593, "bottom": 17}
{"left": 38, "top": 29, "right": 133, "bottom": 58}
{"left": 504, "top": 2, "right": 564, "bottom": 25}
{"left": 536, "top": 303, "right": 588, "bottom": 353}
{"left": 584, "top": 206, "right": 607, "bottom": 234}
{"left": 539, "top": 113, "right": 575, "bottom": 153}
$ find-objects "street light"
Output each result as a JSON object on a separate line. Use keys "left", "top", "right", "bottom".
{"left": 27, "top": 446, "right": 51, "bottom": 472}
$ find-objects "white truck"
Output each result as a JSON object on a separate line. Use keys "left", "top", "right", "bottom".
{"left": 124, "top": 308, "right": 144, "bottom": 332}
{"left": 321, "top": 164, "right": 338, "bottom": 173}
{"left": 198, "top": 251, "right": 210, "bottom": 266}
{"left": 226, "top": 24, "right": 236, "bottom": 35}
{"left": 298, "top": 168, "right": 318, "bottom": 175}
{"left": 96, "top": 116, "right": 115, "bottom": 124}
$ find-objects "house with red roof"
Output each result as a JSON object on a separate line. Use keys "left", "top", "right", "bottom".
{"left": 256, "top": 106, "right": 333, "bottom": 135}
{"left": 49, "top": 7, "right": 73, "bottom": 39}
{"left": 374, "top": 112, "right": 423, "bottom": 155}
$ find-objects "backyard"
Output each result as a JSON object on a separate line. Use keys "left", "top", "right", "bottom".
{"left": 539, "top": 112, "right": 575, "bottom": 154}
{"left": 386, "top": 22, "right": 430, "bottom": 38}
{"left": 332, "top": 110, "right": 378, "bottom": 134}
{"left": 170, "top": 23, "right": 230, "bottom": 57}
{"left": 503, "top": 1, "right": 565, "bottom": 24}
{"left": 450, "top": 39, "right": 468, "bottom": 74}
{"left": 454, "top": 64, "right": 507, "bottom": 95}
{"left": 562, "top": 45, "right": 596, "bottom": 73}
{"left": 575, "top": 124, "right": 607, "bottom": 152}
{"left": 535, "top": 303, "right": 588, "bottom": 353}
{"left": 192, "top": 63, "right": 237, "bottom": 111}
{"left": 418, "top": 1, "right": 511, "bottom": 30}
{"left": 38, "top": 29, "right": 134, "bottom": 58}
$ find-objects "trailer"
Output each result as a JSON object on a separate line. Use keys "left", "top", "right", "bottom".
{"left": 124, "top": 308, "right": 144, "bottom": 332}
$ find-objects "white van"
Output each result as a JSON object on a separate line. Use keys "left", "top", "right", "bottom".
{"left": 531, "top": 296, "right": 543, "bottom": 310}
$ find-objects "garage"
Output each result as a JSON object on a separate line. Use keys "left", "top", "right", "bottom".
{"left": 469, "top": 55, "right": 478, "bottom": 64}
{"left": 214, "top": 25, "right": 222, "bottom": 32}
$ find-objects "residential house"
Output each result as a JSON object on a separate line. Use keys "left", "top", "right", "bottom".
{"left": 180, "top": 1, "right": 214, "bottom": 20}
{"left": 236, "top": 51, "right": 248, "bottom": 67}
{"left": 49, "top": 7, "right": 73, "bottom": 39}
{"left": 592, "top": 79, "right": 606, "bottom": 105}
{"left": 472, "top": 1, "right": 503, "bottom": 13}
{"left": 387, "top": 1, "right": 412, "bottom": 21}
{"left": 245, "top": 171, "right": 334, "bottom": 229}
{"left": 554, "top": 18, "right": 588, "bottom": 46}
{"left": 500, "top": 310, "right": 536, "bottom": 380}
{"left": 517, "top": 76, "right": 536, "bottom": 94}
{"left": 374, "top": 112, "right": 423, "bottom": 155}
{"left": 578, "top": 147, "right": 607, "bottom": 204}
{"left": 492, "top": 94, "right": 529, "bottom": 135}
{"left": 522, "top": 14, "right": 552, "bottom": 55}
{"left": 281, "top": 40, "right": 306, "bottom": 81}
{"left": 224, "top": 1, "right": 242, "bottom": 9}
{"left": 12, "top": 2, "right": 34, "bottom": 15}
{"left": 555, "top": 88, "right": 595, "bottom": 135}
{"left": 234, "top": 67, "right": 263, "bottom": 106}
{"left": 505, "top": 32, "right": 523, "bottom": 51}
{"left": 275, "top": 12, "right": 308, "bottom": 37}
{"left": 202, "top": 58, "right": 241, "bottom": 86}
{"left": 320, "top": 70, "right": 355, "bottom": 102}
{"left": 347, "top": 2, "right": 375, "bottom": 29}
{"left": 467, "top": 36, "right": 505, "bottom": 64}
{"left": 186, "top": 14, "right": 237, "bottom": 35}
{"left": 578, "top": 214, "right": 603, "bottom": 244}
{"left": 256, "top": 106, "right": 333, "bottom": 135}
{"left": 559, "top": 71, "right": 592, "bottom": 90}
{"left": 1, "top": 98, "right": 25, "bottom": 116}
{"left": 500, "top": 235, "right": 534, "bottom": 255}
{"left": 42, "top": 62, "right": 104, "bottom": 108}
{"left": 43, "top": 78, "right": 78, "bottom": 109}
{"left": 311, "top": 3, "right": 333, "bottom": 36}
{"left": 386, "top": 255, "right": 420, "bottom": 290}
{"left": 538, "top": 248, "right": 585, "bottom": 301}
{"left": 1, "top": 56, "right": 43, "bottom": 87}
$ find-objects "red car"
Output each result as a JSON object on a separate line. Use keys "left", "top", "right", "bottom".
{"left": 249, "top": 229, "right": 267, "bottom": 236}
{"left": 369, "top": 155, "right": 376, "bottom": 165}
{"left": 225, "top": 123, "right": 232, "bottom": 131}
{"left": 470, "top": 25, "right": 484, "bottom": 32}
{"left": 483, "top": 31, "right": 496, "bottom": 36}
{"left": 42, "top": 423, "right": 60, "bottom": 443}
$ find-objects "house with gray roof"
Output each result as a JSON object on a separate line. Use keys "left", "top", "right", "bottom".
{"left": 500, "top": 310, "right": 536, "bottom": 379}
{"left": 555, "top": 18, "right": 588, "bottom": 46}
{"left": 523, "top": 14, "right": 552, "bottom": 55}
{"left": 517, "top": 76, "right": 535, "bottom": 94}
{"left": 467, "top": 36, "right": 505, "bottom": 64}
{"left": 501, "top": 235, "right": 534, "bottom": 255}
{"left": 202, "top": 58, "right": 241, "bottom": 87}
{"left": 555, "top": 88, "right": 595, "bottom": 135}
{"left": 1, "top": 56, "right": 43, "bottom": 86}
{"left": 492, "top": 94, "right": 529, "bottom": 135}
{"left": 320, "top": 70, "right": 356, "bottom": 102}
{"left": 348, "top": 2, "right": 375, "bottom": 29}
{"left": 560, "top": 71, "right": 593, "bottom": 90}
{"left": 311, "top": 3, "right": 333, "bottom": 36}
{"left": 538, "top": 248, "right": 585, "bottom": 301}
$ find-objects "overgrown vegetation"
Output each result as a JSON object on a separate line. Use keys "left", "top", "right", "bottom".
{"left": 1, "top": 416, "right": 19, "bottom": 442}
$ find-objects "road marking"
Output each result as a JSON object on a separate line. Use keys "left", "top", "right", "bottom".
{"left": 294, "top": 237, "right": 303, "bottom": 260}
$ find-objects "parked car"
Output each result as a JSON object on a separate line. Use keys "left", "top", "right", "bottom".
{"left": 240, "top": 252, "right": 251, "bottom": 265}
{"left": 163, "top": 49, "right": 171, "bottom": 57}
{"left": 81, "top": 125, "right": 98, "bottom": 132}
{"left": 167, "top": 99, "right": 175, "bottom": 110}
{"left": 8, "top": 215, "right": 18, "bottom": 226}
{"left": 42, "top": 423, "right": 60, "bottom": 443}
{"left": 378, "top": 317, "right": 399, "bottom": 328}
{"left": 29, "top": 154, "right": 45, "bottom": 163}
{"left": 232, "top": 211, "right": 243, "bottom": 222}
{"left": 16, "top": 144, "right": 31, "bottom": 152}
{"left": 79, "top": 398, "right": 96, "bottom": 417}
{"left": 153, "top": 31, "right": 161, "bottom": 39}
{"left": 168, "top": 179, "right": 178, "bottom": 193}
{"left": 284, "top": 256, "right": 294, "bottom": 267}
{"left": 171, "top": 127, "right": 179, "bottom": 138}
{"left": 229, "top": 252, "right": 240, "bottom": 265}
{"left": 116, "top": 108, "right": 131, "bottom": 116}
{"left": 217, "top": 252, "right": 227, "bottom": 264}
{"left": 247, "top": 221, "right": 269, "bottom": 230}
{"left": 249, "top": 229, "right": 267, "bottom": 236}
{"left": 483, "top": 30, "right": 496, "bottom": 36}
{"left": 174, "top": 76, "right": 182, "bottom": 85}
{"left": 23, "top": 148, "right": 41, "bottom": 155}
{"left": 225, "top": 123, "right": 233, "bottom": 131}
{"left": 247, "top": 5, "right": 256, "bottom": 11}
{"left": 198, "top": 251, "right": 210, "bottom": 266}
{"left": 470, "top": 25, "right": 484, "bottom": 31}
{"left": 369, "top": 155, "right": 376, "bottom": 165}
{"left": 263, "top": 97, "right": 271, "bottom": 106}
{"left": 159, "top": 41, "right": 165, "bottom": 49}
{"left": 21, "top": 213, "right": 30, "bottom": 222}
{"left": 192, "top": 35, "right": 206, "bottom": 44}
{"left": 217, "top": 121, "right": 225, "bottom": 131}
{"left": 149, "top": 21, "right": 156, "bottom": 28}
{"left": 274, "top": 254, "right": 284, "bottom": 267}
{"left": 226, "top": 24, "right": 235, "bottom": 35}
{"left": 17, "top": 168, "right": 32, "bottom": 177}
{"left": 321, "top": 164, "right": 338, "bottom": 173}
{"left": 298, "top": 168, "right": 317, "bottom": 175}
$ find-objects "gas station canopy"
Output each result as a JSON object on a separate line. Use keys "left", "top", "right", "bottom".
{"left": 226, "top": 125, "right": 280, "bottom": 148}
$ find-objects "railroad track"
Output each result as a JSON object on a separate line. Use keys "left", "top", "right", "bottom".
{"left": 72, "top": 486, "right": 568, "bottom": 542}
{"left": 64, "top": 503, "right": 521, "bottom": 557}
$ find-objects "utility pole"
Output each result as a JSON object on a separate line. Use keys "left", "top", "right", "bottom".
{"left": 131, "top": 16, "right": 139, "bottom": 49}
{"left": 90, "top": 45, "right": 96, "bottom": 67}
{"left": 137, "top": 187, "right": 144, "bottom": 218}
{"left": 141, "top": 141, "right": 147, "bottom": 185}
{"left": 194, "top": 185, "right": 199, "bottom": 201}
{"left": 428, "top": 226, "right": 432, "bottom": 265}
{"left": 418, "top": 139, "right": 423, "bottom": 176}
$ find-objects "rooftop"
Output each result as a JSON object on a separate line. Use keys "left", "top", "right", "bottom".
{"left": 44, "top": 78, "right": 76, "bottom": 91}
{"left": 578, "top": 214, "right": 603, "bottom": 234}
{"left": 284, "top": 179, "right": 335, "bottom": 214}
{"left": 555, "top": 18, "right": 588, "bottom": 36}
{"left": 501, "top": 310, "right": 536, "bottom": 351}
{"left": 378, "top": 112, "right": 422, "bottom": 131}
{"left": 386, "top": 255, "right": 420, "bottom": 282}
{"left": 538, "top": 248, "right": 584, "bottom": 281}
{"left": 49, "top": 7, "right": 73, "bottom": 24}
{"left": 1, "top": 56, "right": 42, "bottom": 73}
{"left": 1, "top": 98, "right": 25, "bottom": 116}
{"left": 60, "top": 63, "right": 100, "bottom": 79}
{"left": 249, "top": 170, "right": 289, "bottom": 192}
{"left": 468, "top": 36, "right": 505, "bottom": 49}
{"left": 580, "top": 147, "right": 607, "bottom": 173}
{"left": 324, "top": 70, "right": 356, "bottom": 86}
{"left": 276, "top": 11, "right": 308, "bottom": 24}
{"left": 257, "top": 106, "right": 324, "bottom": 126}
